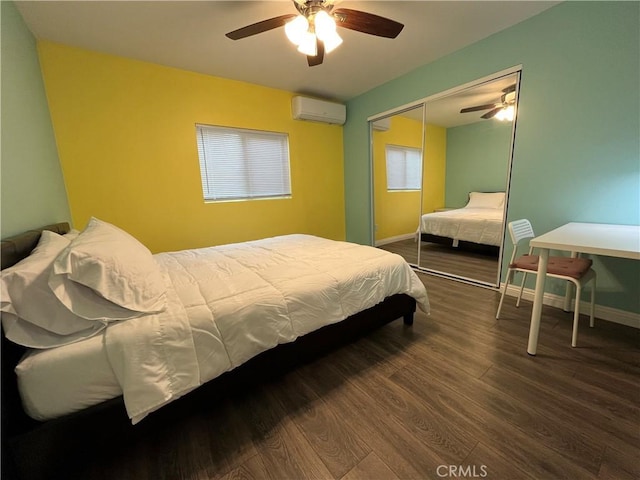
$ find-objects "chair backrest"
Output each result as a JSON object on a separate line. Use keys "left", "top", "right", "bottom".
{"left": 506, "top": 219, "right": 536, "bottom": 265}
{"left": 508, "top": 219, "right": 535, "bottom": 247}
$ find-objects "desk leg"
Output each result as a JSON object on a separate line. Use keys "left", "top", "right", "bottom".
{"left": 527, "top": 248, "right": 549, "bottom": 355}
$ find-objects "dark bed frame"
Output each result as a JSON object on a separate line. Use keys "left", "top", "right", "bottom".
{"left": 420, "top": 232, "right": 499, "bottom": 256}
{"left": 1, "top": 223, "right": 417, "bottom": 480}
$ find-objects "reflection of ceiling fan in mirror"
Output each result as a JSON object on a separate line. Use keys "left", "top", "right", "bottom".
{"left": 460, "top": 84, "right": 517, "bottom": 120}
{"left": 225, "top": 0, "right": 404, "bottom": 67}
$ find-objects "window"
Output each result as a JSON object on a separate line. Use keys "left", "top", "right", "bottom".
{"left": 196, "top": 124, "right": 291, "bottom": 201}
{"left": 385, "top": 145, "right": 422, "bottom": 191}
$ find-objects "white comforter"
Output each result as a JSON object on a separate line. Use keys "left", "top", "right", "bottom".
{"left": 419, "top": 207, "right": 504, "bottom": 246}
{"left": 104, "top": 235, "right": 429, "bottom": 423}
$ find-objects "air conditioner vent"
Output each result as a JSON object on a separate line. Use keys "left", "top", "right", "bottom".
{"left": 292, "top": 96, "right": 346, "bottom": 125}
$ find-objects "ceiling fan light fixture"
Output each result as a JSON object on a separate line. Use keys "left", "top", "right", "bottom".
{"left": 322, "top": 30, "right": 343, "bottom": 53}
{"left": 314, "top": 10, "right": 336, "bottom": 40}
{"left": 285, "top": 15, "right": 309, "bottom": 45}
{"left": 297, "top": 31, "right": 317, "bottom": 56}
{"left": 495, "top": 105, "right": 515, "bottom": 121}
{"left": 226, "top": 1, "right": 404, "bottom": 66}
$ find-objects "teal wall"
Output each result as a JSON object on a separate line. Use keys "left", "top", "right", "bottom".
{"left": 1, "top": 1, "right": 71, "bottom": 238}
{"left": 445, "top": 121, "right": 512, "bottom": 208}
{"left": 344, "top": 1, "right": 639, "bottom": 313}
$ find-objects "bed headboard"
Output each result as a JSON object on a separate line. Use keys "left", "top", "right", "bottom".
{"left": 1, "top": 222, "right": 70, "bottom": 270}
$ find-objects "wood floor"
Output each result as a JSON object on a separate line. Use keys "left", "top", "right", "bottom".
{"left": 27, "top": 274, "right": 640, "bottom": 479}
{"left": 379, "top": 239, "right": 499, "bottom": 284}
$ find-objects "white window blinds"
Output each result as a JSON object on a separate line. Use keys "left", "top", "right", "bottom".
{"left": 196, "top": 124, "right": 292, "bottom": 201}
{"left": 385, "top": 145, "right": 422, "bottom": 191}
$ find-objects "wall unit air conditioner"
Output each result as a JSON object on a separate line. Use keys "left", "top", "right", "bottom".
{"left": 291, "top": 96, "right": 346, "bottom": 125}
{"left": 371, "top": 117, "right": 391, "bottom": 131}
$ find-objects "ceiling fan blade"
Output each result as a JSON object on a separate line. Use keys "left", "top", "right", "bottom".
{"left": 481, "top": 107, "right": 503, "bottom": 119}
{"left": 333, "top": 8, "right": 404, "bottom": 38}
{"left": 502, "top": 84, "right": 516, "bottom": 94}
{"left": 226, "top": 14, "right": 297, "bottom": 40}
{"left": 460, "top": 103, "right": 499, "bottom": 113}
{"left": 307, "top": 38, "right": 325, "bottom": 67}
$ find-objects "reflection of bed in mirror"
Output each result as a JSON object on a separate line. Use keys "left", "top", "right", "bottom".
{"left": 419, "top": 192, "right": 505, "bottom": 255}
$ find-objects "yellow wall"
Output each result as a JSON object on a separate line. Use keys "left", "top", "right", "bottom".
{"left": 423, "top": 123, "right": 446, "bottom": 214}
{"left": 37, "top": 41, "right": 345, "bottom": 253}
{"left": 373, "top": 117, "right": 446, "bottom": 242}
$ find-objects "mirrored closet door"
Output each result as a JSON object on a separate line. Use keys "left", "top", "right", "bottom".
{"left": 371, "top": 69, "right": 520, "bottom": 287}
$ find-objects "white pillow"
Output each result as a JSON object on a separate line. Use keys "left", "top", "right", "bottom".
{"left": 466, "top": 191, "right": 505, "bottom": 209}
{"left": 63, "top": 228, "right": 81, "bottom": 240}
{"left": 0, "top": 231, "right": 106, "bottom": 348}
{"left": 1, "top": 312, "right": 104, "bottom": 349}
{"left": 49, "top": 218, "right": 167, "bottom": 321}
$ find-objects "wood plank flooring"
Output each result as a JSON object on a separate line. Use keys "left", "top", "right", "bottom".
{"left": 379, "top": 239, "right": 499, "bottom": 284}
{"left": 49, "top": 274, "right": 640, "bottom": 479}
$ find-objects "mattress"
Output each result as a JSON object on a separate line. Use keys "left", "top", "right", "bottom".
{"left": 15, "top": 234, "right": 429, "bottom": 422}
{"left": 420, "top": 207, "right": 504, "bottom": 246}
{"left": 17, "top": 330, "right": 119, "bottom": 421}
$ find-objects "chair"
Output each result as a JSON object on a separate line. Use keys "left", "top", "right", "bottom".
{"left": 496, "top": 219, "right": 596, "bottom": 347}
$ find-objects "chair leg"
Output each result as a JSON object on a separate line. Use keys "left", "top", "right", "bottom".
{"left": 496, "top": 268, "right": 512, "bottom": 319}
{"left": 565, "top": 252, "right": 579, "bottom": 311}
{"left": 571, "top": 283, "right": 582, "bottom": 347}
{"left": 516, "top": 272, "right": 527, "bottom": 307}
{"left": 564, "top": 282, "right": 573, "bottom": 312}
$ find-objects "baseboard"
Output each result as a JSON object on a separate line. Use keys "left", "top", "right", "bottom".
{"left": 375, "top": 233, "right": 416, "bottom": 247}
{"left": 503, "top": 284, "right": 640, "bottom": 329}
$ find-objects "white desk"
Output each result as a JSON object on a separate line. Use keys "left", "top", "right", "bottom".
{"left": 527, "top": 222, "right": 640, "bottom": 355}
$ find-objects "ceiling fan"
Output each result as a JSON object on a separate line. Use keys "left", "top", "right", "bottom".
{"left": 460, "top": 84, "right": 517, "bottom": 120}
{"left": 225, "top": 0, "right": 404, "bottom": 67}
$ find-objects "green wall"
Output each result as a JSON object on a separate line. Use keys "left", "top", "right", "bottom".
{"left": 445, "top": 121, "right": 512, "bottom": 208}
{"left": 1, "top": 1, "right": 71, "bottom": 238}
{"left": 344, "top": 1, "right": 639, "bottom": 313}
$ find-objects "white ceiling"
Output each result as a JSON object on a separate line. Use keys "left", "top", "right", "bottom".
{"left": 16, "top": 1, "right": 559, "bottom": 103}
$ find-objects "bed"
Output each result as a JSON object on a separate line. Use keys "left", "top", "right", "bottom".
{"left": 419, "top": 191, "right": 505, "bottom": 252}
{"left": 1, "top": 220, "right": 429, "bottom": 478}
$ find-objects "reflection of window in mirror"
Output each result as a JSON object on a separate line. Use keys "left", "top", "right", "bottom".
{"left": 386, "top": 145, "right": 421, "bottom": 191}
{"left": 372, "top": 108, "right": 424, "bottom": 258}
